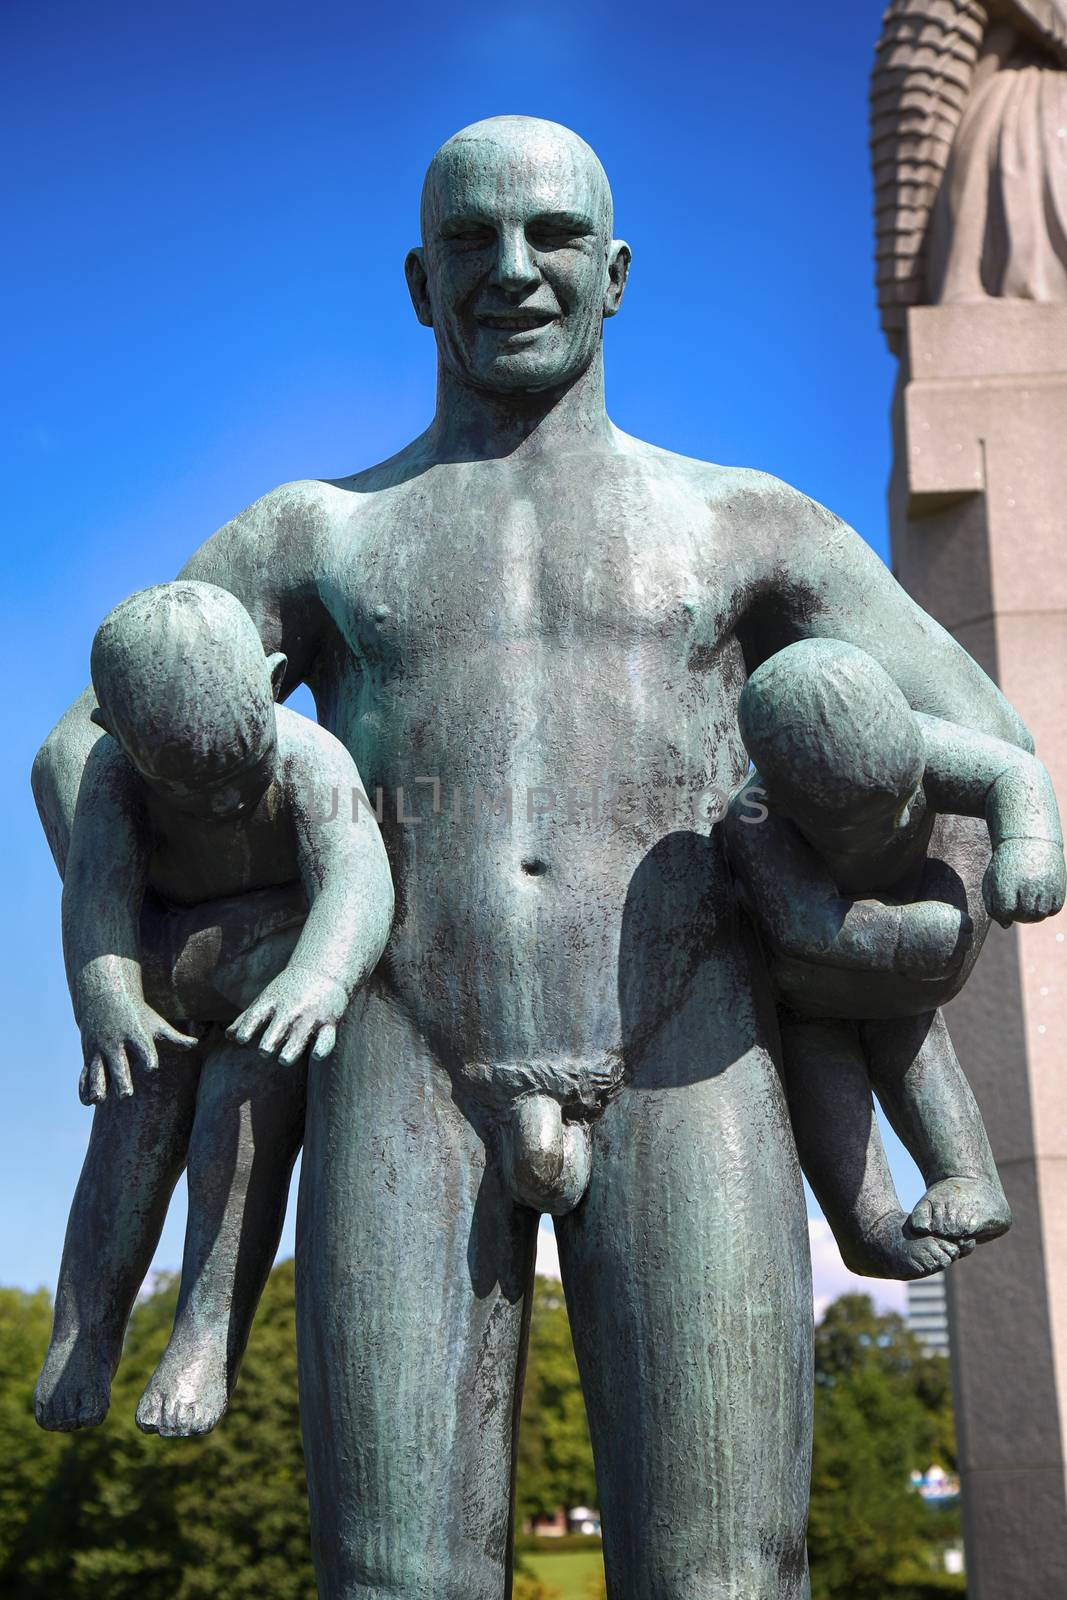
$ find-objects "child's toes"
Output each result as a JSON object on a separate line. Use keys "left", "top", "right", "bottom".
{"left": 910, "top": 1197, "right": 934, "bottom": 1236}
{"left": 917, "top": 1237, "right": 955, "bottom": 1272}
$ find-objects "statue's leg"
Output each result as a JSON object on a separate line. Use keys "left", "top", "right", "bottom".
{"left": 297, "top": 987, "right": 538, "bottom": 1600}
{"left": 35, "top": 1042, "right": 202, "bottom": 1430}
{"left": 784, "top": 1015, "right": 969, "bottom": 1280}
{"left": 557, "top": 944, "right": 813, "bottom": 1600}
{"left": 863, "top": 1009, "right": 1011, "bottom": 1243}
{"left": 136, "top": 1033, "right": 307, "bottom": 1437}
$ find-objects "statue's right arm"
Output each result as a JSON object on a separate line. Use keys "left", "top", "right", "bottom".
{"left": 32, "top": 480, "right": 332, "bottom": 877}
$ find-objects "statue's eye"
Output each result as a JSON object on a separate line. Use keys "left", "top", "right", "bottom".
{"left": 527, "top": 227, "right": 574, "bottom": 250}
{"left": 441, "top": 223, "right": 493, "bottom": 248}
{"left": 526, "top": 217, "right": 592, "bottom": 251}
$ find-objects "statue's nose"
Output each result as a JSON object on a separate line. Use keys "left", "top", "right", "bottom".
{"left": 490, "top": 227, "right": 539, "bottom": 292}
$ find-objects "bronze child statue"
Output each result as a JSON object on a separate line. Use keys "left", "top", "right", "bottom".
{"left": 726, "top": 638, "right": 1065, "bottom": 1278}
{"left": 34, "top": 581, "right": 393, "bottom": 1437}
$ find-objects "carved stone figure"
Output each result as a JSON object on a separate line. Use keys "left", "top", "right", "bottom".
{"left": 725, "top": 638, "right": 1063, "bottom": 1280}
{"left": 34, "top": 582, "right": 393, "bottom": 1438}
{"left": 872, "top": 0, "right": 1067, "bottom": 348}
{"left": 32, "top": 119, "right": 1057, "bottom": 1598}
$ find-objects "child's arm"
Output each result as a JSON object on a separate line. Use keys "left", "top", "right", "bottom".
{"left": 228, "top": 718, "right": 394, "bottom": 1065}
{"left": 725, "top": 780, "right": 971, "bottom": 980}
{"left": 62, "top": 739, "right": 198, "bottom": 1102}
{"left": 919, "top": 715, "right": 1066, "bottom": 927}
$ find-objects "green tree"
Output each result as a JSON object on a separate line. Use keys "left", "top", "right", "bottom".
{"left": 3, "top": 1262, "right": 314, "bottom": 1599}
{"left": 1, "top": 1275, "right": 962, "bottom": 1598}
{"left": 516, "top": 1276, "right": 597, "bottom": 1527}
{"left": 808, "top": 1294, "right": 962, "bottom": 1600}
{"left": 0, "top": 1289, "right": 66, "bottom": 1573}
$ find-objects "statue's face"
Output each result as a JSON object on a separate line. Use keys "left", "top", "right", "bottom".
{"left": 137, "top": 732, "right": 279, "bottom": 821}
{"left": 111, "top": 680, "right": 281, "bottom": 821}
{"left": 788, "top": 783, "right": 921, "bottom": 860}
{"left": 411, "top": 127, "right": 628, "bottom": 396}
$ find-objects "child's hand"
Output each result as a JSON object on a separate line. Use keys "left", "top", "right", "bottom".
{"left": 982, "top": 838, "right": 1067, "bottom": 927}
{"left": 78, "top": 992, "right": 199, "bottom": 1105}
{"left": 227, "top": 966, "right": 348, "bottom": 1065}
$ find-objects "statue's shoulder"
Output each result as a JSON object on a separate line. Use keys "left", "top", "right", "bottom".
{"left": 323, "top": 431, "right": 435, "bottom": 498}
{"left": 274, "top": 702, "right": 358, "bottom": 777}
{"left": 614, "top": 431, "right": 827, "bottom": 528}
{"left": 181, "top": 477, "right": 356, "bottom": 607}
{"left": 255, "top": 477, "right": 355, "bottom": 536}
{"left": 196, "top": 477, "right": 346, "bottom": 555}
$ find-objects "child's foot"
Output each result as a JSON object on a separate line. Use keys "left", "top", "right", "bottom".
{"left": 136, "top": 1329, "right": 230, "bottom": 1437}
{"left": 34, "top": 1332, "right": 113, "bottom": 1431}
{"left": 911, "top": 1177, "right": 1012, "bottom": 1243}
{"left": 842, "top": 1210, "right": 976, "bottom": 1281}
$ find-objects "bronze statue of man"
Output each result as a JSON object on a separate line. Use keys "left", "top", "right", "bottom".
{"left": 34, "top": 117, "right": 1041, "bottom": 1598}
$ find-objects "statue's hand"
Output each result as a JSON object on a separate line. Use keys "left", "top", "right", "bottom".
{"left": 893, "top": 900, "right": 973, "bottom": 981}
{"left": 982, "top": 839, "right": 1067, "bottom": 928}
{"left": 227, "top": 965, "right": 347, "bottom": 1065}
{"left": 76, "top": 970, "right": 200, "bottom": 1105}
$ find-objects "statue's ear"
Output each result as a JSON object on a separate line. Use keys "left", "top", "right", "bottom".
{"left": 89, "top": 706, "right": 111, "bottom": 733}
{"left": 404, "top": 248, "right": 434, "bottom": 328}
{"left": 603, "top": 240, "right": 631, "bottom": 318}
{"left": 266, "top": 652, "right": 288, "bottom": 701}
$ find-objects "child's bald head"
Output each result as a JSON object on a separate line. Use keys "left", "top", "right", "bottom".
{"left": 91, "top": 582, "right": 285, "bottom": 809}
{"left": 739, "top": 640, "right": 924, "bottom": 834}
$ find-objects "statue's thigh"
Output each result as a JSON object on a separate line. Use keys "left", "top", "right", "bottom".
{"left": 296, "top": 987, "right": 537, "bottom": 1600}
{"left": 557, "top": 1017, "right": 812, "bottom": 1599}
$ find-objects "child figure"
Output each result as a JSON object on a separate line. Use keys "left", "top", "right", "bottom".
{"left": 34, "top": 582, "right": 393, "bottom": 1435}
{"left": 725, "top": 638, "right": 1065, "bottom": 1279}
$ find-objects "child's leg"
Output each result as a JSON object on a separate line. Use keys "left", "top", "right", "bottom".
{"left": 781, "top": 1013, "right": 969, "bottom": 1279}
{"left": 862, "top": 1008, "right": 1011, "bottom": 1242}
{"left": 136, "top": 1034, "right": 306, "bottom": 1437}
{"left": 35, "top": 1044, "right": 201, "bottom": 1430}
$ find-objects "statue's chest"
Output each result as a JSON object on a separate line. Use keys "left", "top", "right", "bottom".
{"left": 333, "top": 465, "right": 721, "bottom": 666}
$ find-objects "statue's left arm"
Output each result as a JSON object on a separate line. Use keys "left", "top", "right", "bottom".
{"left": 736, "top": 481, "right": 1035, "bottom": 753}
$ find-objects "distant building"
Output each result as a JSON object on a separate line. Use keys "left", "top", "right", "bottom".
{"left": 907, "top": 1273, "right": 949, "bottom": 1358}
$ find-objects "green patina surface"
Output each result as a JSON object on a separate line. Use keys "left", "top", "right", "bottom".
{"left": 31, "top": 116, "right": 1062, "bottom": 1599}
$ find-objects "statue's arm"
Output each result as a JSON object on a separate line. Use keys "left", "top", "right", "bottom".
{"left": 61, "top": 738, "right": 148, "bottom": 999}
{"left": 919, "top": 714, "right": 1062, "bottom": 843}
{"left": 919, "top": 714, "right": 1066, "bottom": 924}
{"left": 32, "top": 687, "right": 105, "bottom": 877}
{"left": 737, "top": 483, "right": 1034, "bottom": 752}
{"left": 60, "top": 739, "right": 198, "bottom": 1101}
{"left": 724, "top": 786, "right": 968, "bottom": 980}
{"left": 282, "top": 719, "right": 394, "bottom": 999}
{"left": 226, "top": 716, "right": 394, "bottom": 1066}
{"left": 32, "top": 480, "right": 331, "bottom": 877}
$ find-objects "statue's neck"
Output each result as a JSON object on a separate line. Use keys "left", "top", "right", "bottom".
{"left": 426, "top": 355, "right": 614, "bottom": 463}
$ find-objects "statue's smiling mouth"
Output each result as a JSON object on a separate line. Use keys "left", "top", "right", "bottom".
{"left": 476, "top": 309, "right": 558, "bottom": 331}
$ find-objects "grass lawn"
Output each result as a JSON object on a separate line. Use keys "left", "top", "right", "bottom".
{"left": 523, "top": 1548, "right": 605, "bottom": 1598}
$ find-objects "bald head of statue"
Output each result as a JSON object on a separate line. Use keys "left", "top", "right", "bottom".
{"left": 405, "top": 116, "right": 630, "bottom": 397}
{"left": 90, "top": 581, "right": 288, "bottom": 819}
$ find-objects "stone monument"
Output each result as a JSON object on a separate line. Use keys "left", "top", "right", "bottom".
{"left": 31, "top": 115, "right": 1064, "bottom": 1598}
{"left": 873, "top": 5, "right": 1067, "bottom": 1594}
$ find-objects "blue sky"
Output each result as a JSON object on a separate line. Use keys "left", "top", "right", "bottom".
{"left": 1, "top": 0, "right": 915, "bottom": 1306}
